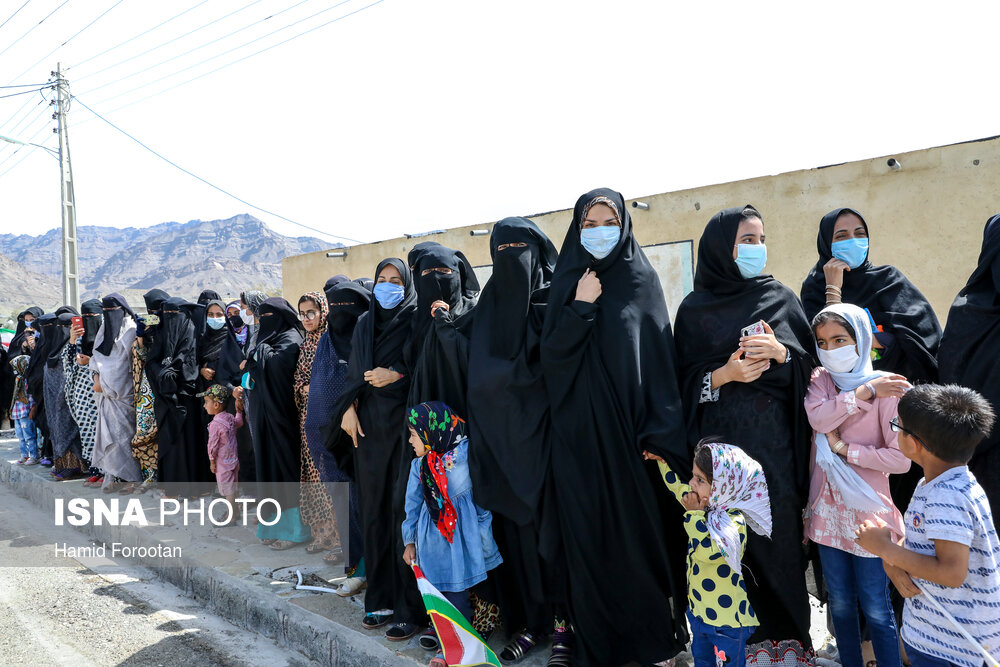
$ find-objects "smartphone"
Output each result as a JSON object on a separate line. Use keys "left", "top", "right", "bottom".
{"left": 72, "top": 316, "right": 83, "bottom": 329}
{"left": 740, "top": 320, "right": 771, "bottom": 369}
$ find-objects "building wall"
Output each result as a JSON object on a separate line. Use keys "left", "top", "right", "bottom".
{"left": 283, "top": 136, "right": 1000, "bottom": 325}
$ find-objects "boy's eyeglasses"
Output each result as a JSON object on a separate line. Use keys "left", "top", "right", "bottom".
{"left": 298, "top": 310, "right": 320, "bottom": 321}
{"left": 889, "top": 417, "right": 928, "bottom": 449}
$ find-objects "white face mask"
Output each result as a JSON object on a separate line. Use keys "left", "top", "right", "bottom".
{"left": 817, "top": 344, "right": 860, "bottom": 374}
{"left": 240, "top": 308, "right": 254, "bottom": 325}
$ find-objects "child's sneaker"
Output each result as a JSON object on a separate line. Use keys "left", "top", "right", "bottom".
{"left": 12, "top": 456, "right": 28, "bottom": 465}
{"left": 24, "top": 457, "right": 39, "bottom": 466}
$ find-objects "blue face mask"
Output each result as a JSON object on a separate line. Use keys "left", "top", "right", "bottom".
{"left": 831, "top": 237, "right": 869, "bottom": 270}
{"left": 580, "top": 226, "right": 621, "bottom": 260}
{"left": 734, "top": 243, "right": 767, "bottom": 279}
{"left": 206, "top": 316, "right": 225, "bottom": 330}
{"left": 373, "top": 282, "right": 405, "bottom": 310}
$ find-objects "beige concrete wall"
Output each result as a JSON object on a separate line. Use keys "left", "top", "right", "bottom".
{"left": 284, "top": 136, "right": 1000, "bottom": 325}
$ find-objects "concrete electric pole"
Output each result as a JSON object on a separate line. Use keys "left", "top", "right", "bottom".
{"left": 54, "top": 62, "right": 80, "bottom": 310}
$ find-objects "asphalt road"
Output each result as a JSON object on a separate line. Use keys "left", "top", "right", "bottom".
{"left": 0, "top": 478, "right": 317, "bottom": 667}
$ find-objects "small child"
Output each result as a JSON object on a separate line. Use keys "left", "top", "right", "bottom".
{"left": 648, "top": 439, "right": 772, "bottom": 667}
{"left": 401, "top": 401, "right": 502, "bottom": 667}
{"left": 200, "top": 384, "right": 243, "bottom": 522}
{"left": 856, "top": 384, "right": 999, "bottom": 667}
{"left": 9, "top": 355, "right": 39, "bottom": 465}
{"left": 805, "top": 303, "right": 912, "bottom": 667}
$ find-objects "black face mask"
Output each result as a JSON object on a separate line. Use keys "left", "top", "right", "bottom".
{"left": 227, "top": 314, "right": 244, "bottom": 331}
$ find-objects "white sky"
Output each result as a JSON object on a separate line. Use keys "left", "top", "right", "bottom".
{"left": 0, "top": 0, "right": 998, "bottom": 247}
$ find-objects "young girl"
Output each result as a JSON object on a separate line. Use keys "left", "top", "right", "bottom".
{"left": 804, "top": 303, "right": 912, "bottom": 667}
{"left": 646, "top": 440, "right": 772, "bottom": 667}
{"left": 401, "top": 401, "right": 502, "bottom": 667}
{"left": 202, "top": 384, "right": 243, "bottom": 523}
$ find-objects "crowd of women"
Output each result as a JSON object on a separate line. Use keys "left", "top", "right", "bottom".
{"left": 1, "top": 189, "right": 997, "bottom": 667}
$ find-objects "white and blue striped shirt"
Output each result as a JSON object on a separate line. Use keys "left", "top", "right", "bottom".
{"left": 902, "top": 466, "right": 1000, "bottom": 667}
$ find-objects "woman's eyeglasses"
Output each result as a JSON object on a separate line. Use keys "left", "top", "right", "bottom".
{"left": 889, "top": 417, "right": 927, "bottom": 449}
{"left": 298, "top": 310, "right": 320, "bottom": 321}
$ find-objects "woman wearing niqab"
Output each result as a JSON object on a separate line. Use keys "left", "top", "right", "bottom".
{"left": 245, "top": 297, "right": 311, "bottom": 548}
{"left": 467, "top": 217, "right": 558, "bottom": 657}
{"left": 674, "top": 205, "right": 816, "bottom": 665}
{"left": 540, "top": 188, "right": 690, "bottom": 666}
{"left": 938, "top": 213, "right": 1000, "bottom": 532}
{"left": 62, "top": 299, "right": 102, "bottom": 469}
{"left": 45, "top": 308, "right": 86, "bottom": 477}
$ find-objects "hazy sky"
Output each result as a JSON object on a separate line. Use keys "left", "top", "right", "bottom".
{"left": 0, "top": 1, "right": 998, "bottom": 247}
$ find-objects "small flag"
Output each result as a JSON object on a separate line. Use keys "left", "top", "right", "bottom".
{"left": 411, "top": 563, "right": 500, "bottom": 667}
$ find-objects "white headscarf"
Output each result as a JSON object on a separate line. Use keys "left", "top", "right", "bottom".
{"left": 703, "top": 443, "right": 772, "bottom": 574}
{"left": 815, "top": 302, "right": 889, "bottom": 391}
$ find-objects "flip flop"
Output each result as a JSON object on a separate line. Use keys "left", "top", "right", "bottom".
{"left": 268, "top": 540, "right": 299, "bottom": 550}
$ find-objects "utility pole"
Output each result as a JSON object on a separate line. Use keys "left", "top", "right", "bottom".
{"left": 54, "top": 62, "right": 80, "bottom": 310}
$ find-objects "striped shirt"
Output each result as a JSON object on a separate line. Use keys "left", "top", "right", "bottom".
{"left": 901, "top": 466, "right": 1000, "bottom": 667}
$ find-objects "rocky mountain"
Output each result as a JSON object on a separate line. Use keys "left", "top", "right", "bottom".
{"left": 0, "top": 214, "right": 335, "bottom": 316}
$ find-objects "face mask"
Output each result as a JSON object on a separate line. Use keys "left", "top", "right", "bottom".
{"left": 373, "top": 283, "right": 405, "bottom": 310}
{"left": 831, "top": 237, "right": 869, "bottom": 270}
{"left": 734, "top": 243, "right": 767, "bottom": 279}
{"left": 239, "top": 308, "right": 254, "bottom": 325}
{"left": 580, "top": 226, "right": 621, "bottom": 260}
{"left": 817, "top": 344, "right": 860, "bottom": 373}
{"left": 206, "top": 316, "right": 225, "bottom": 330}
{"left": 227, "top": 314, "right": 244, "bottom": 330}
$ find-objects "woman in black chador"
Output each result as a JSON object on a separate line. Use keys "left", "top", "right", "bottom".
{"left": 674, "top": 205, "right": 816, "bottom": 666}
{"left": 540, "top": 188, "right": 690, "bottom": 667}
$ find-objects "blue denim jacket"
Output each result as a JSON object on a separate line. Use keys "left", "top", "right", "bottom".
{"left": 402, "top": 439, "right": 502, "bottom": 592}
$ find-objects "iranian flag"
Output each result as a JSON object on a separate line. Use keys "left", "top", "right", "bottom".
{"left": 411, "top": 563, "right": 501, "bottom": 667}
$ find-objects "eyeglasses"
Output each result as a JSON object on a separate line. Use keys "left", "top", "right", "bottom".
{"left": 298, "top": 310, "right": 320, "bottom": 321}
{"left": 889, "top": 417, "right": 927, "bottom": 449}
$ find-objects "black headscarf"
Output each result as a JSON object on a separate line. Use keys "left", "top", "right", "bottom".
{"left": 9, "top": 306, "right": 43, "bottom": 354}
{"left": 800, "top": 207, "right": 942, "bottom": 382}
{"left": 408, "top": 245, "right": 480, "bottom": 367}
{"left": 939, "top": 213, "right": 1000, "bottom": 452}
{"left": 197, "top": 289, "right": 221, "bottom": 304}
{"left": 25, "top": 314, "right": 57, "bottom": 402}
{"left": 49, "top": 306, "right": 79, "bottom": 368}
{"left": 323, "top": 275, "right": 349, "bottom": 292}
{"left": 540, "top": 188, "right": 689, "bottom": 664}
{"left": 147, "top": 297, "right": 199, "bottom": 397}
{"left": 468, "top": 217, "right": 556, "bottom": 525}
{"left": 407, "top": 242, "right": 441, "bottom": 271}
{"left": 143, "top": 289, "right": 169, "bottom": 313}
{"left": 79, "top": 299, "right": 103, "bottom": 356}
{"left": 355, "top": 277, "right": 374, "bottom": 290}
{"left": 96, "top": 293, "right": 134, "bottom": 357}
{"left": 197, "top": 299, "right": 229, "bottom": 371}
{"left": 325, "top": 279, "right": 372, "bottom": 360}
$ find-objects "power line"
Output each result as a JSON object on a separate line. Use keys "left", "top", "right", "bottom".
{"left": 73, "top": 0, "right": 267, "bottom": 84}
{"left": 0, "top": 106, "right": 52, "bottom": 160}
{"left": 73, "top": 96, "right": 364, "bottom": 244}
{"left": 0, "top": 82, "right": 49, "bottom": 88}
{"left": 93, "top": 0, "right": 386, "bottom": 116}
{"left": 67, "top": 0, "right": 211, "bottom": 72}
{"left": 0, "top": 85, "right": 50, "bottom": 100}
{"left": 79, "top": 0, "right": 318, "bottom": 97}
{"left": 1, "top": 87, "right": 53, "bottom": 138}
{"left": 0, "top": 0, "right": 33, "bottom": 32}
{"left": 0, "top": 118, "right": 54, "bottom": 175}
{"left": 9, "top": 0, "right": 128, "bottom": 84}
{"left": 0, "top": 0, "right": 72, "bottom": 61}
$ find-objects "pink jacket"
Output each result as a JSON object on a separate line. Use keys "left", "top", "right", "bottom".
{"left": 207, "top": 411, "right": 243, "bottom": 470}
{"left": 803, "top": 367, "right": 909, "bottom": 557}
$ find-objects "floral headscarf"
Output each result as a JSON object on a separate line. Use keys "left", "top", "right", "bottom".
{"left": 407, "top": 401, "right": 467, "bottom": 543}
{"left": 292, "top": 292, "right": 329, "bottom": 411}
{"left": 9, "top": 354, "right": 30, "bottom": 409}
{"left": 703, "top": 443, "right": 773, "bottom": 574}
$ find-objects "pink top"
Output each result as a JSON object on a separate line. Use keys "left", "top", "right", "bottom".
{"left": 803, "top": 367, "right": 910, "bottom": 557}
{"left": 207, "top": 411, "right": 243, "bottom": 472}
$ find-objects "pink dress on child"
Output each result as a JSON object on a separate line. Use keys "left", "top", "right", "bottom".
{"left": 207, "top": 412, "right": 242, "bottom": 496}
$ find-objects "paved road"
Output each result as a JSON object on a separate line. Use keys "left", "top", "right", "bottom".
{"left": 0, "top": 479, "right": 316, "bottom": 667}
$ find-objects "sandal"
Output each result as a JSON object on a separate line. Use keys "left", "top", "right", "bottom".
{"left": 385, "top": 622, "right": 420, "bottom": 641}
{"left": 419, "top": 627, "right": 440, "bottom": 651}
{"left": 336, "top": 577, "right": 367, "bottom": 597}
{"left": 500, "top": 630, "right": 540, "bottom": 664}
{"left": 82, "top": 475, "right": 103, "bottom": 488}
{"left": 118, "top": 483, "right": 138, "bottom": 494}
{"left": 260, "top": 538, "right": 277, "bottom": 545}
{"left": 103, "top": 481, "right": 125, "bottom": 493}
{"left": 39, "top": 458, "right": 53, "bottom": 467}
{"left": 268, "top": 540, "right": 299, "bottom": 550}
{"left": 362, "top": 611, "right": 393, "bottom": 629}
{"left": 430, "top": 658, "right": 447, "bottom": 667}
{"left": 305, "top": 541, "right": 331, "bottom": 554}
{"left": 546, "top": 621, "right": 574, "bottom": 667}
{"left": 322, "top": 550, "right": 345, "bottom": 565}
{"left": 53, "top": 468, "right": 83, "bottom": 482}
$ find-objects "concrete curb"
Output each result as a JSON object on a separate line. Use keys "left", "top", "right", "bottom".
{"left": 0, "top": 436, "right": 421, "bottom": 667}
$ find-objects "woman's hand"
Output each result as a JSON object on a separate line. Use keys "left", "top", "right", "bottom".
{"left": 239, "top": 360, "right": 247, "bottom": 370}
{"left": 714, "top": 349, "right": 770, "bottom": 387}
{"left": 69, "top": 322, "right": 84, "bottom": 344}
{"left": 232, "top": 387, "right": 244, "bottom": 401}
{"left": 26, "top": 336, "right": 35, "bottom": 350}
{"left": 364, "top": 367, "right": 401, "bottom": 388}
{"left": 823, "top": 257, "right": 851, "bottom": 291}
{"left": 574, "top": 268, "right": 602, "bottom": 303}
{"left": 76, "top": 354, "right": 91, "bottom": 366}
{"left": 869, "top": 374, "right": 910, "bottom": 398}
{"left": 341, "top": 404, "right": 365, "bottom": 448}
{"left": 826, "top": 432, "right": 847, "bottom": 457}
{"left": 681, "top": 491, "right": 708, "bottom": 512}
{"left": 430, "top": 300, "right": 450, "bottom": 318}
{"left": 403, "top": 543, "right": 416, "bottom": 566}
{"left": 740, "top": 321, "right": 787, "bottom": 363}
{"left": 200, "top": 367, "right": 215, "bottom": 381}
{"left": 93, "top": 375, "right": 103, "bottom": 393}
